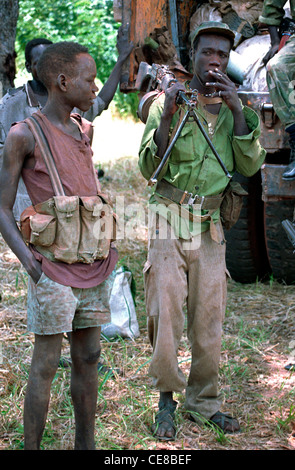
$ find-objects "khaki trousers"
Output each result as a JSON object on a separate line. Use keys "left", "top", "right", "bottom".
{"left": 144, "top": 213, "right": 228, "bottom": 420}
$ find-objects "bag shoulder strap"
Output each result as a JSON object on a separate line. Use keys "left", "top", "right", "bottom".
{"left": 70, "top": 115, "right": 101, "bottom": 194}
{"left": 25, "top": 115, "right": 65, "bottom": 196}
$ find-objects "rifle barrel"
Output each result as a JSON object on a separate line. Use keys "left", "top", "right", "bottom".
{"left": 148, "top": 91, "right": 232, "bottom": 187}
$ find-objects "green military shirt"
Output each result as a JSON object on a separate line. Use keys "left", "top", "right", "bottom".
{"left": 138, "top": 92, "right": 266, "bottom": 240}
{"left": 259, "top": 0, "right": 295, "bottom": 25}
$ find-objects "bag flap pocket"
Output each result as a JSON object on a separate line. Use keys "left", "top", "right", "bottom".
{"left": 30, "top": 213, "right": 55, "bottom": 233}
{"left": 20, "top": 205, "right": 36, "bottom": 223}
{"left": 229, "top": 181, "right": 248, "bottom": 196}
{"left": 29, "top": 213, "right": 56, "bottom": 247}
{"left": 53, "top": 195, "right": 79, "bottom": 213}
{"left": 80, "top": 196, "right": 103, "bottom": 214}
{"left": 20, "top": 205, "right": 37, "bottom": 242}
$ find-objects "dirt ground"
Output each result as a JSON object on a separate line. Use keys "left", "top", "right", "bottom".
{"left": 1, "top": 116, "right": 295, "bottom": 451}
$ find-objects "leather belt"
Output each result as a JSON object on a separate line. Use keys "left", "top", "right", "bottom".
{"left": 156, "top": 179, "right": 224, "bottom": 211}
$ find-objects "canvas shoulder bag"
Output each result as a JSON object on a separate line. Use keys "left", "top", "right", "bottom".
{"left": 20, "top": 115, "right": 116, "bottom": 264}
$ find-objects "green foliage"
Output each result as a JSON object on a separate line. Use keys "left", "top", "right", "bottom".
{"left": 15, "top": 0, "right": 138, "bottom": 117}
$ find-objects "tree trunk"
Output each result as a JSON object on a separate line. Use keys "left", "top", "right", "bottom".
{"left": 0, "top": 0, "right": 19, "bottom": 98}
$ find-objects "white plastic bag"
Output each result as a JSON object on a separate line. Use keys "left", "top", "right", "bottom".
{"left": 101, "top": 266, "right": 140, "bottom": 340}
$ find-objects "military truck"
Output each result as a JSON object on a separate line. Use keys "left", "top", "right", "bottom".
{"left": 113, "top": 0, "right": 295, "bottom": 284}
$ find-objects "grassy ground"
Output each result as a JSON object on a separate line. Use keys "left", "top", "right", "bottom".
{"left": 1, "top": 115, "right": 295, "bottom": 450}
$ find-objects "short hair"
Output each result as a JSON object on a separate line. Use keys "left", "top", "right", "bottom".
{"left": 36, "top": 41, "right": 89, "bottom": 89}
{"left": 25, "top": 38, "right": 53, "bottom": 64}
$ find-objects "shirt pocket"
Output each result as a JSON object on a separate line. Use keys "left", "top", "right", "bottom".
{"left": 202, "top": 133, "right": 235, "bottom": 175}
{"left": 169, "top": 123, "right": 197, "bottom": 163}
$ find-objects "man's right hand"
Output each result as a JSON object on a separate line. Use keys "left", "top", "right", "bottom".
{"left": 162, "top": 81, "right": 186, "bottom": 118}
{"left": 28, "top": 259, "right": 43, "bottom": 284}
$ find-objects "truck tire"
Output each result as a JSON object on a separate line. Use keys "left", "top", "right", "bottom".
{"left": 224, "top": 172, "right": 271, "bottom": 283}
{"left": 264, "top": 199, "right": 295, "bottom": 284}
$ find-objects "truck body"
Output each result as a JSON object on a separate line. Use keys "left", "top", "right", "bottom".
{"left": 113, "top": 0, "right": 295, "bottom": 284}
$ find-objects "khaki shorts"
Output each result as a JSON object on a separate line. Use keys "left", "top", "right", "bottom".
{"left": 27, "top": 272, "right": 113, "bottom": 335}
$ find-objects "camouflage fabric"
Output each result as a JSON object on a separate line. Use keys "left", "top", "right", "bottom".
{"left": 259, "top": 0, "right": 295, "bottom": 25}
{"left": 27, "top": 272, "right": 113, "bottom": 335}
{"left": 266, "top": 35, "right": 295, "bottom": 128}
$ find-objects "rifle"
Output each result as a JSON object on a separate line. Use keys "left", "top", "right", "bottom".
{"left": 282, "top": 219, "right": 295, "bottom": 251}
{"left": 148, "top": 90, "right": 232, "bottom": 186}
{"left": 135, "top": 62, "right": 176, "bottom": 94}
{"left": 135, "top": 62, "right": 232, "bottom": 187}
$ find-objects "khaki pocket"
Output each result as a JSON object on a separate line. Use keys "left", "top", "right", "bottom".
{"left": 30, "top": 213, "right": 56, "bottom": 247}
{"left": 220, "top": 182, "right": 248, "bottom": 230}
{"left": 52, "top": 195, "right": 80, "bottom": 263}
{"left": 20, "top": 200, "right": 55, "bottom": 245}
{"left": 21, "top": 194, "right": 117, "bottom": 264}
{"left": 79, "top": 196, "right": 112, "bottom": 263}
{"left": 20, "top": 205, "right": 37, "bottom": 243}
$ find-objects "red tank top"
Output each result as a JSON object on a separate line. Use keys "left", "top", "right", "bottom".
{"left": 20, "top": 111, "right": 117, "bottom": 288}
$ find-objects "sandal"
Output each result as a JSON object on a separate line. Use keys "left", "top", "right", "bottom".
{"left": 209, "top": 411, "right": 240, "bottom": 434}
{"left": 151, "top": 400, "right": 177, "bottom": 441}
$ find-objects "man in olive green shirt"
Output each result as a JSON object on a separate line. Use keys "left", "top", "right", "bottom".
{"left": 259, "top": 0, "right": 295, "bottom": 179}
{"left": 138, "top": 21, "right": 265, "bottom": 440}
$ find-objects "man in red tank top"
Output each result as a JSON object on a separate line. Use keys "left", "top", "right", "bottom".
{"left": 0, "top": 28, "right": 133, "bottom": 222}
{"left": 0, "top": 42, "right": 117, "bottom": 450}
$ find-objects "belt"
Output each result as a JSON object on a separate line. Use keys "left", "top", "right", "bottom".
{"left": 156, "top": 179, "right": 224, "bottom": 211}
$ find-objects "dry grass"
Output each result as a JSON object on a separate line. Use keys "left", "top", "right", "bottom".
{"left": 1, "top": 115, "right": 295, "bottom": 451}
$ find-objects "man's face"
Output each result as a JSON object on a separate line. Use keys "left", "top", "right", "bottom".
{"left": 192, "top": 34, "right": 231, "bottom": 86}
{"left": 26, "top": 44, "right": 50, "bottom": 81}
{"left": 67, "top": 53, "right": 99, "bottom": 111}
